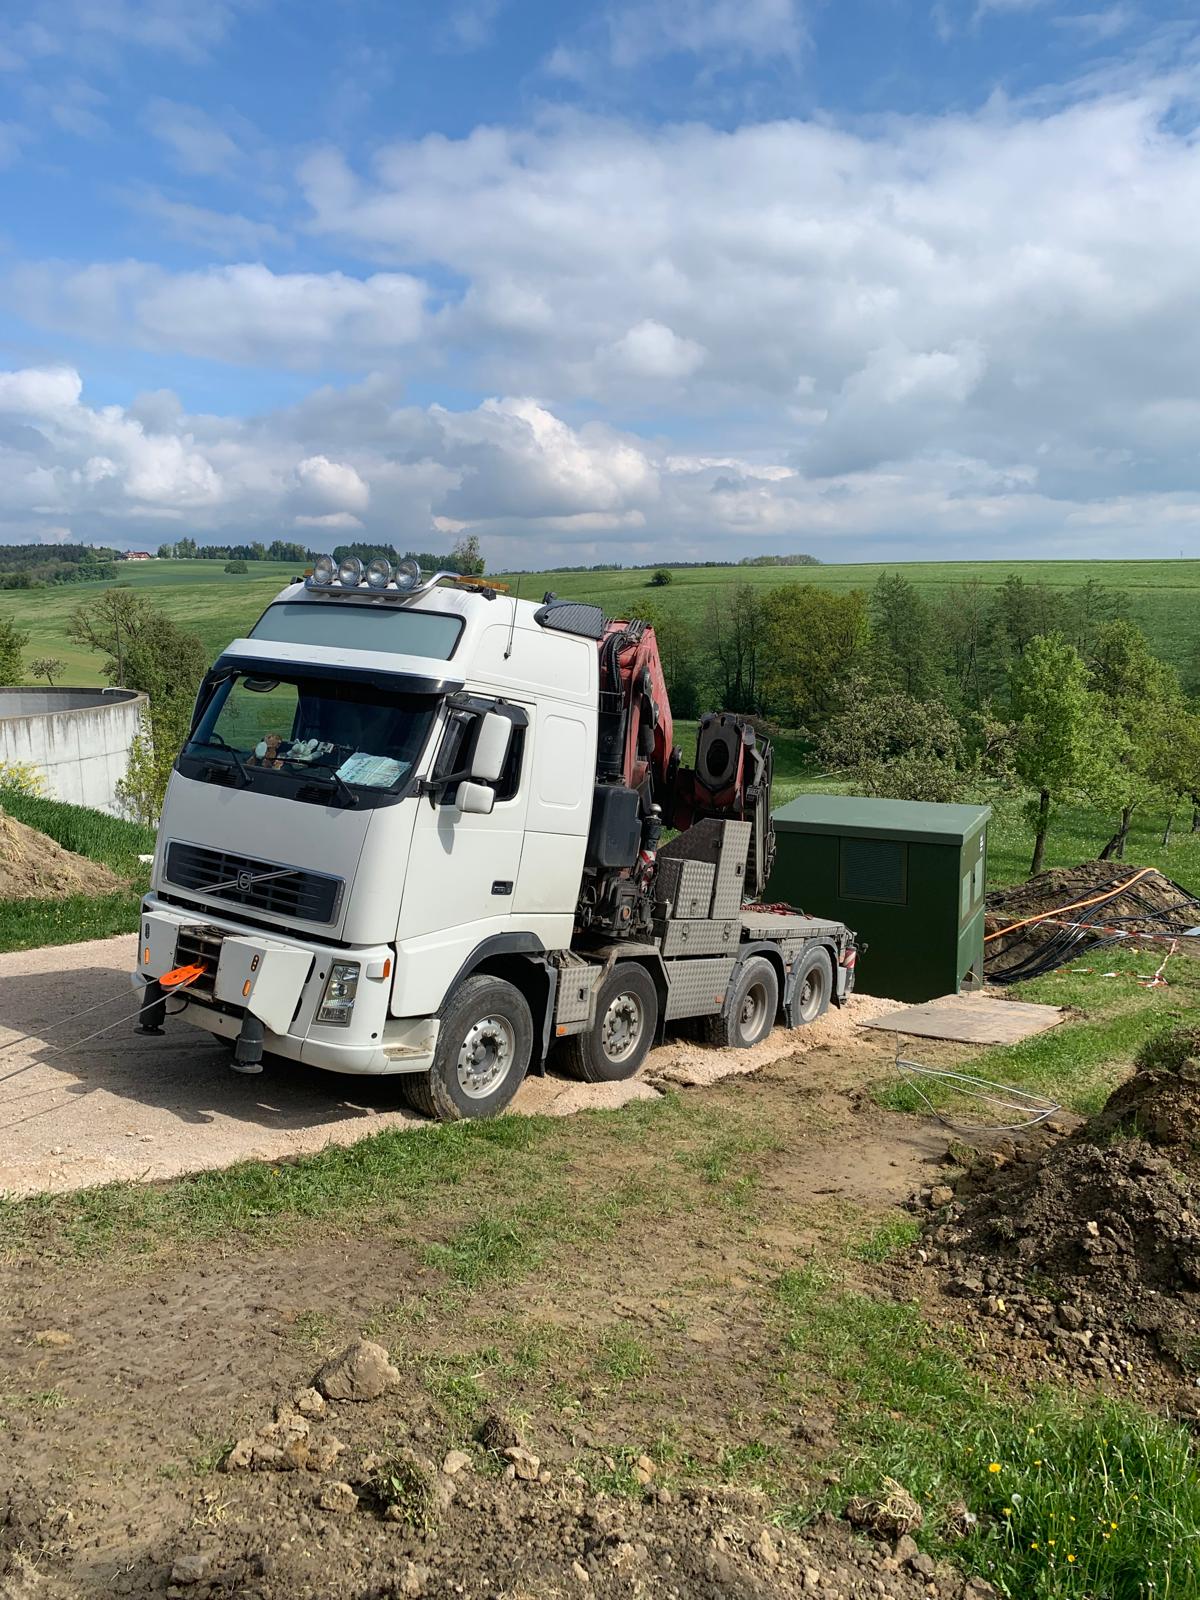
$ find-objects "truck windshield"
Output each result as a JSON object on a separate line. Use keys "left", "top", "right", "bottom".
{"left": 185, "top": 671, "right": 439, "bottom": 797}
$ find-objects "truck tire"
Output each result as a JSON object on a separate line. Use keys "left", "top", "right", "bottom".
{"left": 403, "top": 974, "right": 533, "bottom": 1121}
{"left": 559, "top": 962, "right": 658, "bottom": 1083}
{"left": 788, "top": 946, "right": 833, "bottom": 1026}
{"left": 702, "top": 955, "right": 778, "bottom": 1049}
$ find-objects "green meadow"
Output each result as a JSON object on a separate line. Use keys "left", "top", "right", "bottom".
{"left": 2, "top": 556, "right": 1199, "bottom": 685}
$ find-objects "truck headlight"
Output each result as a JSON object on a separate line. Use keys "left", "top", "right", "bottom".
{"left": 317, "top": 962, "right": 360, "bottom": 1025}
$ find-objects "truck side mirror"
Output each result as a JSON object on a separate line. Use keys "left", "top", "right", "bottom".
{"left": 470, "top": 711, "right": 512, "bottom": 784}
{"left": 458, "top": 781, "right": 496, "bottom": 815}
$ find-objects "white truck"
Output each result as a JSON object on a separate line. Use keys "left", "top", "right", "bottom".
{"left": 133, "top": 557, "right": 858, "bottom": 1118}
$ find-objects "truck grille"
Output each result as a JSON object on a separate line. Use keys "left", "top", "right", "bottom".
{"left": 164, "top": 841, "right": 343, "bottom": 926}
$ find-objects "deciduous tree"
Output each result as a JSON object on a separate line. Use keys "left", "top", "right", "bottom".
{"left": 868, "top": 573, "right": 941, "bottom": 698}
{"left": 30, "top": 657, "right": 64, "bottom": 687}
{"left": 1009, "top": 634, "right": 1111, "bottom": 875}
{"left": 759, "top": 585, "right": 869, "bottom": 731}
{"left": 0, "top": 618, "right": 28, "bottom": 684}
{"left": 70, "top": 590, "right": 206, "bottom": 819}
{"left": 818, "top": 680, "right": 967, "bottom": 802}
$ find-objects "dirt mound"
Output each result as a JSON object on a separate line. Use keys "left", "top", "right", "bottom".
{"left": 0, "top": 809, "right": 125, "bottom": 900}
{"left": 925, "top": 1026, "right": 1200, "bottom": 1380}
{"left": 984, "top": 860, "right": 1199, "bottom": 982}
{"left": 84, "top": 1477, "right": 966, "bottom": 1600}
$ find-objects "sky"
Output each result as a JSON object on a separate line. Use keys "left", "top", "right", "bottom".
{"left": 1, "top": 0, "right": 1199, "bottom": 566}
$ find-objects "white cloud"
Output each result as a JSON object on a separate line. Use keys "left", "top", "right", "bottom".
{"left": 11, "top": 262, "right": 426, "bottom": 368}
{"left": 9, "top": 72, "right": 1200, "bottom": 561}
{"left": 1054, "top": 6, "right": 1137, "bottom": 43}
{"left": 3, "top": 364, "right": 1200, "bottom": 565}
{"left": 443, "top": 0, "right": 507, "bottom": 50}
{"left": 288, "top": 84, "right": 1200, "bottom": 511}
{"left": 120, "top": 186, "right": 291, "bottom": 257}
{"left": 603, "top": 320, "right": 706, "bottom": 381}
{"left": 293, "top": 454, "right": 370, "bottom": 515}
{"left": 604, "top": 0, "right": 806, "bottom": 66}
{"left": 143, "top": 98, "right": 241, "bottom": 175}
{"left": 5, "top": 0, "right": 249, "bottom": 64}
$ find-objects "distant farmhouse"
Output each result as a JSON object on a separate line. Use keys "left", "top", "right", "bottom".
{"left": 121, "top": 551, "right": 154, "bottom": 561}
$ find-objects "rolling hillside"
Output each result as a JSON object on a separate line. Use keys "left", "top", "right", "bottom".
{"left": 1, "top": 556, "right": 1197, "bottom": 685}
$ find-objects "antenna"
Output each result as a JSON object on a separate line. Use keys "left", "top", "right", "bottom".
{"left": 503, "top": 574, "right": 523, "bottom": 659}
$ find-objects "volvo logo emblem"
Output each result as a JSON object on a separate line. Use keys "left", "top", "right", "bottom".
{"left": 236, "top": 870, "right": 255, "bottom": 892}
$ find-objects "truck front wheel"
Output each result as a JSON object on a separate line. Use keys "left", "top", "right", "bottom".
{"left": 404, "top": 974, "right": 533, "bottom": 1121}
{"left": 560, "top": 963, "right": 658, "bottom": 1083}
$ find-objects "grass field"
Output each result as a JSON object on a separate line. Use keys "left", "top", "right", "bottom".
{"left": 2, "top": 556, "right": 1199, "bottom": 685}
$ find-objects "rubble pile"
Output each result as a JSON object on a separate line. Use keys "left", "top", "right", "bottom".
{"left": 923, "top": 1025, "right": 1200, "bottom": 1380}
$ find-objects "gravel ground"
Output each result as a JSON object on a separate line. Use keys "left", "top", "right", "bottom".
{"left": 0, "top": 933, "right": 899, "bottom": 1197}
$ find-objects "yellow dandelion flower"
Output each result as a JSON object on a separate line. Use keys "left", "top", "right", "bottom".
{"left": 988, "top": 1462, "right": 1001, "bottom": 1473}
{"left": 1003, "top": 1507, "right": 1012, "bottom": 1517}
{"left": 1068, "top": 1554, "right": 1077, "bottom": 1564}
{"left": 1111, "top": 1522, "right": 1118, "bottom": 1530}
{"left": 1048, "top": 1539, "right": 1056, "bottom": 1546}
{"left": 1031, "top": 1542, "right": 1039, "bottom": 1551}
{"left": 1033, "top": 1459, "right": 1042, "bottom": 1466}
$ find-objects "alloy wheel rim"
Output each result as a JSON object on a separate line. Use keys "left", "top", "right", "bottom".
{"left": 457, "top": 1014, "right": 515, "bottom": 1098}
{"left": 601, "top": 993, "right": 643, "bottom": 1062}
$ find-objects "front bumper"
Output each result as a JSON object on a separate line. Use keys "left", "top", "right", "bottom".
{"left": 133, "top": 895, "right": 438, "bottom": 1076}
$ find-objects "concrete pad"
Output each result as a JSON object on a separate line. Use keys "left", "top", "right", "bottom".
{"left": 0, "top": 934, "right": 904, "bottom": 1198}
{"left": 858, "top": 991, "right": 1066, "bottom": 1045}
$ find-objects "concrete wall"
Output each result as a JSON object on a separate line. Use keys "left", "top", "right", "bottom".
{"left": 0, "top": 687, "right": 147, "bottom": 815}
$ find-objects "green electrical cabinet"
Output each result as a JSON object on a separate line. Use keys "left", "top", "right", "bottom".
{"left": 769, "top": 795, "right": 992, "bottom": 1004}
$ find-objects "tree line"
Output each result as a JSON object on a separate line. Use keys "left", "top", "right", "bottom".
{"left": 638, "top": 573, "right": 1200, "bottom": 874}
{"left": 0, "top": 544, "right": 117, "bottom": 588}
{"left": 156, "top": 534, "right": 488, "bottom": 575}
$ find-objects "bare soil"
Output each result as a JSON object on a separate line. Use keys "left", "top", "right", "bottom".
{"left": 918, "top": 1026, "right": 1200, "bottom": 1402}
{"left": 0, "top": 1024, "right": 966, "bottom": 1600}
{"left": 0, "top": 812, "right": 124, "bottom": 901}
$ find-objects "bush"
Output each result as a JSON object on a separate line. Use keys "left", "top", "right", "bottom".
{"left": 224, "top": 559, "right": 249, "bottom": 574}
{"left": 649, "top": 569, "right": 672, "bottom": 587}
{"left": 0, "top": 760, "right": 47, "bottom": 796}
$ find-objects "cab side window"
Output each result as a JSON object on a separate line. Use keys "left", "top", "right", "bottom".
{"left": 493, "top": 726, "right": 526, "bottom": 803}
{"left": 431, "top": 710, "right": 526, "bottom": 804}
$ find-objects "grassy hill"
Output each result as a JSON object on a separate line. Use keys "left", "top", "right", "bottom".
{"left": 1, "top": 555, "right": 1198, "bottom": 686}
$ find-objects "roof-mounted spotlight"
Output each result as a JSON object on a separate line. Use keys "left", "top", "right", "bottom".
{"left": 393, "top": 558, "right": 421, "bottom": 592}
{"left": 337, "top": 555, "right": 364, "bottom": 587}
{"left": 365, "top": 557, "right": 392, "bottom": 590}
{"left": 311, "top": 554, "right": 336, "bottom": 586}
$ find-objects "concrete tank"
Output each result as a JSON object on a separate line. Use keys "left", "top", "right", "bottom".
{"left": 0, "top": 686, "right": 147, "bottom": 815}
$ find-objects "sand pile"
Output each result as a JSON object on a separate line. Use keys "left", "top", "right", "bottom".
{"left": 924, "top": 1024, "right": 1200, "bottom": 1379}
{"left": 0, "top": 808, "right": 125, "bottom": 899}
{"left": 984, "top": 861, "right": 1199, "bottom": 982}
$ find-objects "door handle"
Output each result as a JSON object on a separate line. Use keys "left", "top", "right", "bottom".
{"left": 491, "top": 880, "right": 514, "bottom": 895}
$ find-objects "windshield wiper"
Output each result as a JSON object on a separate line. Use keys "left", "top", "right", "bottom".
{"left": 192, "top": 739, "right": 252, "bottom": 788}
{"left": 288, "top": 764, "right": 360, "bottom": 808}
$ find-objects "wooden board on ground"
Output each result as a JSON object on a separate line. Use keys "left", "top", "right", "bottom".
{"left": 858, "top": 992, "right": 1066, "bottom": 1045}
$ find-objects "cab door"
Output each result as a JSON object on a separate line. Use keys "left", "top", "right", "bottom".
{"left": 393, "top": 703, "right": 532, "bottom": 1009}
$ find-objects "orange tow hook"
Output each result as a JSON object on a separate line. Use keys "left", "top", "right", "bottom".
{"left": 158, "top": 962, "right": 207, "bottom": 989}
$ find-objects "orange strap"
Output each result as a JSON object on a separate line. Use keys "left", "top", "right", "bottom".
{"left": 984, "top": 868, "right": 1155, "bottom": 945}
{"left": 159, "top": 962, "right": 207, "bottom": 989}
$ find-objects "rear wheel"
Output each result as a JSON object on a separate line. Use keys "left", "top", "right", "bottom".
{"left": 403, "top": 974, "right": 533, "bottom": 1121}
{"left": 702, "top": 955, "right": 778, "bottom": 1049}
{"left": 788, "top": 946, "right": 833, "bottom": 1027}
{"left": 560, "top": 962, "right": 658, "bottom": 1083}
